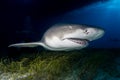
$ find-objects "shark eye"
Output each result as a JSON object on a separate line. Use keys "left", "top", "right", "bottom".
{"left": 84, "top": 29, "right": 88, "bottom": 32}
{"left": 84, "top": 29, "right": 89, "bottom": 34}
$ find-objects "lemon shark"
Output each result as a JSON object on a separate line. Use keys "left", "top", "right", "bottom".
{"left": 8, "top": 24, "right": 105, "bottom": 51}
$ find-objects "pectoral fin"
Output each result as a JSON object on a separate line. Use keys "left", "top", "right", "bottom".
{"left": 8, "top": 42, "right": 40, "bottom": 47}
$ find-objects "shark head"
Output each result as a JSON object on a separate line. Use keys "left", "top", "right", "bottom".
{"left": 44, "top": 24, "right": 105, "bottom": 50}
{"left": 62, "top": 25, "right": 105, "bottom": 41}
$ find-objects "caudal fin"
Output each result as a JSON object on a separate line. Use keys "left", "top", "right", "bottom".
{"left": 8, "top": 42, "right": 41, "bottom": 47}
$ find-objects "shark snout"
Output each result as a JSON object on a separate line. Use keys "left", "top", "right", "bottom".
{"left": 88, "top": 28, "right": 105, "bottom": 41}
{"left": 95, "top": 29, "right": 105, "bottom": 40}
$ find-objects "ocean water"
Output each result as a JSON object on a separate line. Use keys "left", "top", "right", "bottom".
{"left": 0, "top": 0, "right": 120, "bottom": 80}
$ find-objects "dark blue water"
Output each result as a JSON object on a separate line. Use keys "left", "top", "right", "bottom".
{"left": 0, "top": 0, "right": 120, "bottom": 58}
{"left": 1, "top": 0, "right": 119, "bottom": 49}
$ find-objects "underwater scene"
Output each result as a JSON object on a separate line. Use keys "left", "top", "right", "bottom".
{"left": 0, "top": 0, "right": 120, "bottom": 80}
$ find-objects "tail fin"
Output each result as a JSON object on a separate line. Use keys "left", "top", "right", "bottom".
{"left": 8, "top": 42, "right": 41, "bottom": 47}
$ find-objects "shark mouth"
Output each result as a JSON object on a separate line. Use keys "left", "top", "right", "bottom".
{"left": 67, "top": 38, "right": 89, "bottom": 45}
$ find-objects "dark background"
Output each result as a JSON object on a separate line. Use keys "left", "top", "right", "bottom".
{"left": 0, "top": 0, "right": 120, "bottom": 57}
